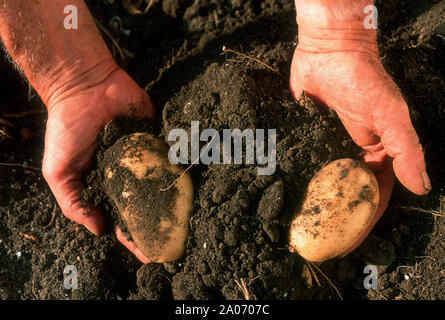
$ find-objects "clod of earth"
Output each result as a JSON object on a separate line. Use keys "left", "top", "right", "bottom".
{"left": 289, "top": 158, "right": 380, "bottom": 262}
{"left": 102, "top": 133, "right": 194, "bottom": 263}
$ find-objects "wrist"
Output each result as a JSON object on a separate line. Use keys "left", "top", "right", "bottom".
{"left": 45, "top": 66, "right": 155, "bottom": 124}
{"left": 42, "top": 55, "right": 119, "bottom": 111}
{"left": 295, "top": 0, "right": 378, "bottom": 54}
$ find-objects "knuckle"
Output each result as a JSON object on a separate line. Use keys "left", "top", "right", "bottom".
{"left": 61, "top": 200, "right": 84, "bottom": 222}
{"left": 41, "top": 161, "right": 53, "bottom": 182}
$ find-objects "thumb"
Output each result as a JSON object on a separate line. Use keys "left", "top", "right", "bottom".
{"left": 42, "top": 165, "right": 105, "bottom": 235}
{"left": 379, "top": 116, "right": 431, "bottom": 196}
{"left": 115, "top": 226, "right": 152, "bottom": 263}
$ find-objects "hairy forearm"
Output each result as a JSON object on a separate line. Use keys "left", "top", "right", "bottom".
{"left": 0, "top": 0, "right": 117, "bottom": 107}
{"left": 295, "top": 0, "right": 374, "bottom": 27}
{"left": 294, "top": 0, "right": 378, "bottom": 53}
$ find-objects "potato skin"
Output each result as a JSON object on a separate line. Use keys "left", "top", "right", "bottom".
{"left": 289, "top": 158, "right": 379, "bottom": 262}
{"left": 103, "top": 133, "right": 193, "bottom": 263}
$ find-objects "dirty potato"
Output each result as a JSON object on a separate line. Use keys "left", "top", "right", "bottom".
{"left": 103, "top": 133, "right": 193, "bottom": 263}
{"left": 289, "top": 158, "right": 380, "bottom": 262}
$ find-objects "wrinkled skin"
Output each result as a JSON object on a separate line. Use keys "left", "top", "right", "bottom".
{"left": 43, "top": 68, "right": 155, "bottom": 237}
{"left": 290, "top": 2, "right": 430, "bottom": 253}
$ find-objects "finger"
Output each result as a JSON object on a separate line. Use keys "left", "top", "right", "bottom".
{"left": 341, "top": 154, "right": 395, "bottom": 256}
{"left": 370, "top": 84, "right": 430, "bottom": 195}
{"left": 42, "top": 165, "right": 105, "bottom": 235}
{"left": 115, "top": 226, "right": 152, "bottom": 264}
{"left": 379, "top": 120, "right": 430, "bottom": 196}
{"left": 339, "top": 103, "right": 430, "bottom": 196}
{"left": 337, "top": 114, "right": 381, "bottom": 149}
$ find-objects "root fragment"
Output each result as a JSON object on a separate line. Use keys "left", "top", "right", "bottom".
{"left": 234, "top": 278, "right": 250, "bottom": 300}
{"left": 392, "top": 205, "right": 445, "bottom": 217}
{"left": 95, "top": 18, "right": 126, "bottom": 60}
{"left": 222, "top": 46, "right": 283, "bottom": 78}
{"left": 307, "top": 261, "right": 343, "bottom": 300}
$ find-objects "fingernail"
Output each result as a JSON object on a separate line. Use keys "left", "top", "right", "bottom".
{"left": 422, "top": 171, "right": 432, "bottom": 192}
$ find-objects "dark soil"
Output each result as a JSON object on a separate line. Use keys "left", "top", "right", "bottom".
{"left": 1, "top": 0, "right": 444, "bottom": 300}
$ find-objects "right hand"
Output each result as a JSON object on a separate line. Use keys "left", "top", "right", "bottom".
{"left": 291, "top": 0, "right": 430, "bottom": 254}
{"left": 42, "top": 67, "right": 154, "bottom": 262}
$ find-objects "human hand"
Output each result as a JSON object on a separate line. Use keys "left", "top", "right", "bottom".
{"left": 290, "top": 0, "right": 431, "bottom": 253}
{"left": 115, "top": 226, "right": 152, "bottom": 263}
{"left": 43, "top": 68, "right": 155, "bottom": 257}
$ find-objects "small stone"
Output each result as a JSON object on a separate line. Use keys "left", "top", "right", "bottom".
{"left": 262, "top": 223, "right": 280, "bottom": 243}
{"left": 257, "top": 180, "right": 284, "bottom": 220}
{"left": 212, "top": 181, "right": 236, "bottom": 204}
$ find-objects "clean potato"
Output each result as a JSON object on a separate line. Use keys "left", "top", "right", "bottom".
{"left": 103, "top": 133, "right": 193, "bottom": 263}
{"left": 289, "top": 158, "right": 380, "bottom": 262}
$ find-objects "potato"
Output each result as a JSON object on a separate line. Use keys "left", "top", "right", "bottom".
{"left": 102, "top": 133, "right": 193, "bottom": 263}
{"left": 289, "top": 158, "right": 379, "bottom": 262}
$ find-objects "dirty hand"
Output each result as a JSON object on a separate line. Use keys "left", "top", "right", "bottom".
{"left": 43, "top": 68, "right": 155, "bottom": 236}
{"left": 290, "top": 0, "right": 430, "bottom": 251}
{"left": 0, "top": 0, "right": 154, "bottom": 262}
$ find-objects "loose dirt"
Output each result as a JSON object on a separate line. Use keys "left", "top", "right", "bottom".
{"left": 1, "top": 0, "right": 444, "bottom": 300}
